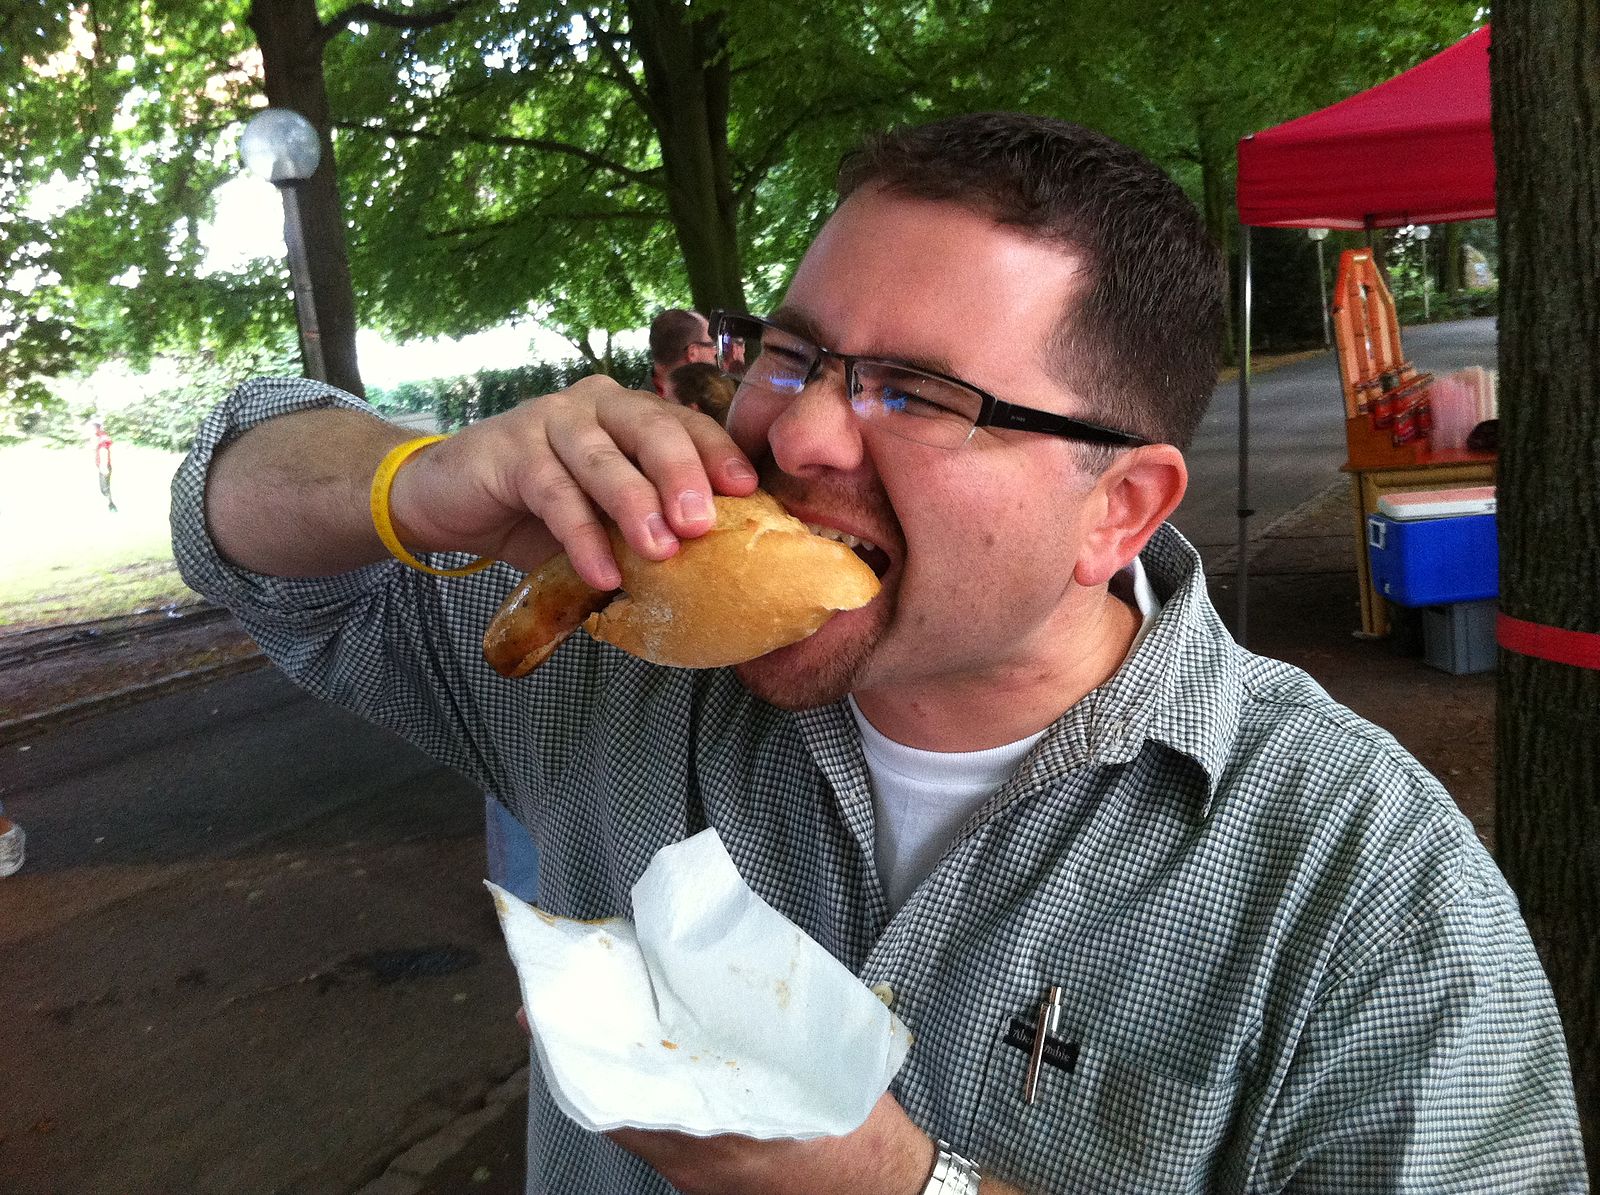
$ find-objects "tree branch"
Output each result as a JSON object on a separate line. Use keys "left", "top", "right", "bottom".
{"left": 425, "top": 208, "right": 666, "bottom": 241}
{"left": 587, "top": 23, "right": 654, "bottom": 117}
{"left": 334, "top": 119, "right": 660, "bottom": 186}
{"left": 732, "top": 84, "right": 905, "bottom": 209}
{"left": 317, "top": 0, "right": 477, "bottom": 48}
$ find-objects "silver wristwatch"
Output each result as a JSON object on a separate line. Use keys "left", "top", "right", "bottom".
{"left": 923, "top": 1141, "right": 981, "bottom": 1194}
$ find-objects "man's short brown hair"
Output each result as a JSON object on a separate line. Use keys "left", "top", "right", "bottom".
{"left": 649, "top": 308, "right": 710, "bottom": 368}
{"left": 837, "top": 113, "right": 1222, "bottom": 449}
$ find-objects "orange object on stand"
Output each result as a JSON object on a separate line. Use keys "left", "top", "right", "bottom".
{"left": 1330, "top": 249, "right": 1435, "bottom": 468}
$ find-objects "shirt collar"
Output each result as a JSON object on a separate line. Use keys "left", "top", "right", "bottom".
{"left": 793, "top": 523, "right": 1242, "bottom": 821}
{"left": 1057, "top": 523, "right": 1243, "bottom": 815}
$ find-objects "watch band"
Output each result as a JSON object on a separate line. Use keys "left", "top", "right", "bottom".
{"left": 923, "top": 1141, "right": 981, "bottom": 1194}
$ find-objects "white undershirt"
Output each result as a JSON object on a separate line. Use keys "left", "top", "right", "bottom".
{"left": 852, "top": 558, "right": 1161, "bottom": 914}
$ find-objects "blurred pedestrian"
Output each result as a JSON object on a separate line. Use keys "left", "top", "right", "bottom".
{"left": 91, "top": 419, "right": 117, "bottom": 513}
{"left": 647, "top": 309, "right": 715, "bottom": 397}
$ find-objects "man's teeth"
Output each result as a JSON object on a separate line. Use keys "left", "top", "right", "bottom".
{"left": 806, "top": 522, "right": 878, "bottom": 554}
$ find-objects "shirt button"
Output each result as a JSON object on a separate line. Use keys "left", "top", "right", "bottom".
{"left": 870, "top": 982, "right": 895, "bottom": 1008}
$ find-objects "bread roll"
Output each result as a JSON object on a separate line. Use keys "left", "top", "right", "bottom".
{"left": 482, "top": 491, "right": 880, "bottom": 675}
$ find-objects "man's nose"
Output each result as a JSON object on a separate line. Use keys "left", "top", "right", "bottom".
{"left": 767, "top": 364, "right": 867, "bottom": 477}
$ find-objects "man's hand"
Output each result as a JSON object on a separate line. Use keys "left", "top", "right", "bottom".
{"left": 390, "top": 375, "right": 758, "bottom": 589}
{"left": 207, "top": 375, "right": 757, "bottom": 584}
{"left": 509, "top": 1010, "right": 1030, "bottom": 1195}
{"left": 607, "top": 1092, "right": 936, "bottom": 1195}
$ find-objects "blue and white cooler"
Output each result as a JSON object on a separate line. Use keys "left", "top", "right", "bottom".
{"left": 1366, "top": 486, "right": 1498, "bottom": 673}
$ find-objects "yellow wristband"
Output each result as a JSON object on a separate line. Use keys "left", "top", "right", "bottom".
{"left": 369, "top": 435, "right": 494, "bottom": 578}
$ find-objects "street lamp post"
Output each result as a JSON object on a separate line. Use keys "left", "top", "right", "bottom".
{"left": 240, "top": 108, "right": 326, "bottom": 381}
{"left": 1307, "top": 227, "right": 1332, "bottom": 347}
{"left": 1413, "top": 224, "right": 1432, "bottom": 320}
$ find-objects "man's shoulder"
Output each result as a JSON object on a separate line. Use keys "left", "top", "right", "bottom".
{"left": 1130, "top": 530, "right": 1453, "bottom": 826}
{"left": 1216, "top": 649, "right": 1507, "bottom": 926}
{"left": 1232, "top": 649, "right": 1446, "bottom": 803}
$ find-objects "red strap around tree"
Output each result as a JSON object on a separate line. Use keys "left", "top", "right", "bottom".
{"left": 1496, "top": 612, "right": 1600, "bottom": 671}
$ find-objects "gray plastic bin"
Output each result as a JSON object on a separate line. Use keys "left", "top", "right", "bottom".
{"left": 1422, "top": 599, "right": 1497, "bottom": 675}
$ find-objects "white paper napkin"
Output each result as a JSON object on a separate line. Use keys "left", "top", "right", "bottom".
{"left": 487, "top": 828, "right": 912, "bottom": 1139}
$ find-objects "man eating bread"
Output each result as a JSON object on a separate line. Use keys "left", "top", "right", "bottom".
{"left": 172, "top": 113, "right": 1583, "bottom": 1194}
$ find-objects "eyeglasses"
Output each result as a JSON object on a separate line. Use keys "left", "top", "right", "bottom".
{"left": 710, "top": 310, "right": 1153, "bottom": 451}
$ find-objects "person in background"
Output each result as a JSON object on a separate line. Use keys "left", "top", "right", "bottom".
{"left": 647, "top": 308, "right": 716, "bottom": 398}
{"left": 92, "top": 419, "right": 117, "bottom": 513}
{"left": 172, "top": 113, "right": 1584, "bottom": 1194}
{"left": 663, "top": 361, "right": 735, "bottom": 425}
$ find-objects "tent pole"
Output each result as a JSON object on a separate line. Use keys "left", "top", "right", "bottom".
{"left": 1235, "top": 223, "right": 1253, "bottom": 645}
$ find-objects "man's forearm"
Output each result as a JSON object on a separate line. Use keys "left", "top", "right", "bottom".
{"left": 206, "top": 407, "right": 411, "bottom": 577}
{"left": 201, "top": 372, "right": 757, "bottom": 586}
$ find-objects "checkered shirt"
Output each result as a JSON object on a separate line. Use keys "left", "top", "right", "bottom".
{"left": 172, "top": 379, "right": 1586, "bottom": 1194}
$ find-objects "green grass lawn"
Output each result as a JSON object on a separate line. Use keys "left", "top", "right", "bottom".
{"left": 0, "top": 440, "right": 201, "bottom": 629}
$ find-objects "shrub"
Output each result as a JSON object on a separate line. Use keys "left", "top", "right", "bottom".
{"left": 368, "top": 348, "right": 653, "bottom": 431}
{"left": 107, "top": 341, "right": 300, "bottom": 453}
{"left": 1394, "top": 286, "right": 1497, "bottom": 327}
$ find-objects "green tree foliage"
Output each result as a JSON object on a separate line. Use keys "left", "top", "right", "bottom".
{"left": 0, "top": 162, "right": 93, "bottom": 432}
{"left": 320, "top": 0, "right": 1024, "bottom": 340}
{"left": 1, "top": 1, "right": 293, "bottom": 376}
{"left": 4, "top": 0, "right": 1490, "bottom": 406}
{"left": 1058, "top": 1, "right": 1485, "bottom": 245}
{"left": 104, "top": 338, "right": 303, "bottom": 452}
{"left": 5, "top": 0, "right": 1024, "bottom": 403}
{"left": 987, "top": 0, "right": 1483, "bottom": 355}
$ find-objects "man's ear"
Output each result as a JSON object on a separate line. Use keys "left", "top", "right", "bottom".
{"left": 1072, "top": 444, "right": 1187, "bottom": 588}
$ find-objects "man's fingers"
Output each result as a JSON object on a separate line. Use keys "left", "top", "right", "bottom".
{"left": 546, "top": 417, "right": 682, "bottom": 565}
{"left": 513, "top": 461, "right": 622, "bottom": 591}
{"left": 617, "top": 409, "right": 734, "bottom": 540}
{"left": 602, "top": 394, "right": 759, "bottom": 538}
{"left": 679, "top": 410, "right": 760, "bottom": 503}
{"left": 478, "top": 376, "right": 758, "bottom": 579}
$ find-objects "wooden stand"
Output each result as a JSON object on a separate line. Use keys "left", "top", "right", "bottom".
{"left": 1329, "top": 249, "right": 1497, "bottom": 635}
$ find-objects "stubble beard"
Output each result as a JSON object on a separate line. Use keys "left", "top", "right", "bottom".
{"left": 742, "top": 466, "right": 897, "bottom": 709}
{"left": 733, "top": 601, "right": 887, "bottom": 711}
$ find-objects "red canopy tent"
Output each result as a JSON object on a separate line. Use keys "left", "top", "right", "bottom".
{"left": 1237, "top": 26, "right": 1493, "bottom": 230}
{"left": 1227, "top": 26, "right": 1493, "bottom": 639}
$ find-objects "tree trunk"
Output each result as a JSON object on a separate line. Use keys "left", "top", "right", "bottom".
{"left": 1491, "top": 4, "right": 1600, "bottom": 1181}
{"left": 1442, "top": 221, "right": 1464, "bottom": 296}
{"left": 247, "top": 0, "right": 365, "bottom": 397}
{"left": 629, "top": 0, "right": 745, "bottom": 315}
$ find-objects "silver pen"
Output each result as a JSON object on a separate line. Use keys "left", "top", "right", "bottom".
{"left": 1023, "top": 984, "right": 1064, "bottom": 1105}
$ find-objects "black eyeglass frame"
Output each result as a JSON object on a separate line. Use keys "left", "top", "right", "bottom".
{"left": 710, "top": 310, "right": 1154, "bottom": 449}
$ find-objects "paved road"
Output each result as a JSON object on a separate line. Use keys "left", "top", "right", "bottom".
{"left": 0, "top": 669, "right": 526, "bottom": 1194}
{"left": 1170, "top": 317, "right": 1498, "bottom": 564}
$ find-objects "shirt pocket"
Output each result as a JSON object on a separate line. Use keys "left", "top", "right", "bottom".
{"left": 967, "top": 1018, "right": 1242, "bottom": 1194}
